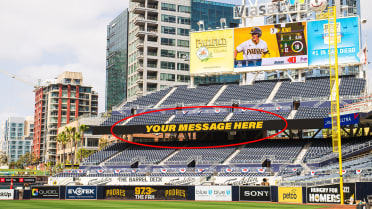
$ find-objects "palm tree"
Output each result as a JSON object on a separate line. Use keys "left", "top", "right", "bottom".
{"left": 56, "top": 131, "right": 68, "bottom": 170}
{"left": 78, "top": 124, "right": 89, "bottom": 163}
{"left": 65, "top": 126, "right": 76, "bottom": 168}
{"left": 73, "top": 131, "right": 81, "bottom": 165}
{"left": 45, "top": 161, "right": 53, "bottom": 176}
{"left": 99, "top": 137, "right": 108, "bottom": 151}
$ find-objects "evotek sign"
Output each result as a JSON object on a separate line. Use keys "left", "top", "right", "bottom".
{"left": 65, "top": 186, "right": 97, "bottom": 200}
{"left": 234, "top": 0, "right": 307, "bottom": 19}
{"left": 240, "top": 186, "right": 271, "bottom": 201}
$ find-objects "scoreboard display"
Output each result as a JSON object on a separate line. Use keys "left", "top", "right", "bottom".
{"left": 275, "top": 22, "right": 307, "bottom": 57}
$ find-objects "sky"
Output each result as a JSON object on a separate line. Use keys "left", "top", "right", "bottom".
{"left": 0, "top": 0, "right": 371, "bottom": 127}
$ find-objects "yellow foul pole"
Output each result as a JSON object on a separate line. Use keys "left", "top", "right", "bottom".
{"left": 328, "top": 6, "right": 344, "bottom": 205}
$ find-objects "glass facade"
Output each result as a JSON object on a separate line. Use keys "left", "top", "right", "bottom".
{"left": 105, "top": 9, "right": 129, "bottom": 111}
{"left": 191, "top": 0, "right": 240, "bottom": 31}
{"left": 191, "top": 0, "right": 241, "bottom": 85}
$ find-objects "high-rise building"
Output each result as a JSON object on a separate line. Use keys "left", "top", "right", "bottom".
{"left": 191, "top": 0, "right": 241, "bottom": 85}
{"left": 0, "top": 117, "right": 33, "bottom": 163}
{"left": 124, "top": 0, "right": 240, "bottom": 102}
{"left": 106, "top": 9, "right": 129, "bottom": 111}
{"left": 33, "top": 72, "right": 98, "bottom": 164}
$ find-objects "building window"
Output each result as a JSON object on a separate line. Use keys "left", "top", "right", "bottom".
{"left": 161, "top": 14, "right": 176, "bottom": 23}
{"left": 161, "top": 49, "right": 176, "bottom": 58}
{"left": 160, "top": 85, "right": 169, "bottom": 90}
{"left": 177, "top": 40, "right": 189, "bottom": 47}
{"left": 160, "top": 61, "right": 176, "bottom": 70}
{"left": 177, "top": 28, "right": 189, "bottom": 36}
{"left": 178, "top": 17, "right": 191, "bottom": 25}
{"left": 178, "top": 5, "right": 191, "bottom": 13}
{"left": 161, "top": 3, "right": 176, "bottom": 11}
{"left": 177, "top": 63, "right": 189, "bottom": 71}
{"left": 161, "top": 38, "right": 176, "bottom": 46}
{"left": 160, "top": 73, "right": 175, "bottom": 81}
{"left": 161, "top": 26, "right": 176, "bottom": 35}
{"left": 177, "top": 75, "right": 190, "bottom": 82}
{"left": 177, "top": 51, "right": 189, "bottom": 59}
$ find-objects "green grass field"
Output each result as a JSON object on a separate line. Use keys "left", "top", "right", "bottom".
{"left": 0, "top": 200, "right": 329, "bottom": 209}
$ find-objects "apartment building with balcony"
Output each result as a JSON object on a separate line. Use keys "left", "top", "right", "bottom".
{"left": 0, "top": 117, "right": 33, "bottom": 163}
{"left": 33, "top": 72, "right": 98, "bottom": 164}
{"left": 123, "top": 0, "right": 240, "bottom": 102}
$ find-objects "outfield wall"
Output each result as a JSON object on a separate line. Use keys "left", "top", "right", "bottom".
{"left": 3, "top": 183, "right": 371, "bottom": 204}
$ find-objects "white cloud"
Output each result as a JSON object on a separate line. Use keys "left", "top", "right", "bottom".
{"left": 0, "top": 0, "right": 128, "bottom": 124}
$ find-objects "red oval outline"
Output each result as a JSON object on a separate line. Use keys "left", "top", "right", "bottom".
{"left": 110, "top": 106, "right": 288, "bottom": 149}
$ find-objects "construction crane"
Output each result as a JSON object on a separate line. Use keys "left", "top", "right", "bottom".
{"left": 0, "top": 69, "right": 38, "bottom": 87}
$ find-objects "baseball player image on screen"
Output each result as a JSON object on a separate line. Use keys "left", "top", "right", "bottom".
{"left": 234, "top": 27, "right": 270, "bottom": 60}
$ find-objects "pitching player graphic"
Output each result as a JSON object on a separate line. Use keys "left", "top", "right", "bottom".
{"left": 234, "top": 27, "right": 270, "bottom": 61}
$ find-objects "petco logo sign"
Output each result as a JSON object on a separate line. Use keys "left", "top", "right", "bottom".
{"left": 195, "top": 186, "right": 232, "bottom": 201}
{"left": 279, "top": 187, "right": 303, "bottom": 203}
{"left": 66, "top": 186, "right": 97, "bottom": 200}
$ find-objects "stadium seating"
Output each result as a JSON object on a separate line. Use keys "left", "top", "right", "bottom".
{"left": 164, "top": 143, "right": 236, "bottom": 165}
{"left": 161, "top": 85, "right": 222, "bottom": 106}
{"left": 82, "top": 142, "right": 129, "bottom": 165}
{"left": 230, "top": 140, "right": 306, "bottom": 164}
{"left": 215, "top": 82, "right": 276, "bottom": 104}
{"left": 122, "top": 88, "right": 172, "bottom": 108}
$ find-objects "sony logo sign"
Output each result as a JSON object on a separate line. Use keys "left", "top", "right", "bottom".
{"left": 233, "top": 1, "right": 308, "bottom": 19}
{"left": 244, "top": 191, "right": 269, "bottom": 197}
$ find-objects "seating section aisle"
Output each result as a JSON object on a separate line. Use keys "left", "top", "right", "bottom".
{"left": 82, "top": 143, "right": 129, "bottom": 165}
{"left": 215, "top": 82, "right": 276, "bottom": 104}
{"left": 161, "top": 85, "right": 222, "bottom": 106}
{"left": 230, "top": 140, "right": 306, "bottom": 164}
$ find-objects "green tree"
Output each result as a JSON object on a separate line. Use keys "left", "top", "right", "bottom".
{"left": 76, "top": 148, "right": 95, "bottom": 161}
{"left": 99, "top": 137, "right": 108, "bottom": 150}
{"left": 0, "top": 151, "right": 7, "bottom": 165}
{"left": 65, "top": 126, "right": 76, "bottom": 167}
{"left": 56, "top": 131, "right": 68, "bottom": 170}
{"left": 45, "top": 161, "right": 53, "bottom": 176}
{"left": 73, "top": 131, "right": 81, "bottom": 165}
{"left": 78, "top": 124, "right": 89, "bottom": 163}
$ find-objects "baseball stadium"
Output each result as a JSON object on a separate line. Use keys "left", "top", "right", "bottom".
{"left": 1, "top": 0, "right": 371, "bottom": 209}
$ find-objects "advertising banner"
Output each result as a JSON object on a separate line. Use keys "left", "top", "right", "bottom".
{"left": 190, "top": 29, "right": 235, "bottom": 75}
{"left": 308, "top": 17, "right": 360, "bottom": 66}
{"left": 103, "top": 186, "right": 188, "bottom": 200}
{"left": 240, "top": 186, "right": 271, "bottom": 201}
{"left": 195, "top": 186, "right": 232, "bottom": 201}
{"left": 234, "top": 22, "right": 308, "bottom": 72}
{"left": 31, "top": 186, "right": 60, "bottom": 199}
{"left": 0, "top": 177, "right": 36, "bottom": 184}
{"left": 65, "top": 186, "right": 97, "bottom": 200}
{"left": 307, "top": 183, "right": 356, "bottom": 204}
{"left": 214, "top": 176, "right": 276, "bottom": 186}
{"left": 49, "top": 176, "right": 200, "bottom": 186}
{"left": 278, "top": 187, "right": 303, "bottom": 203}
{"left": 0, "top": 189, "right": 14, "bottom": 200}
{"left": 324, "top": 113, "right": 359, "bottom": 128}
